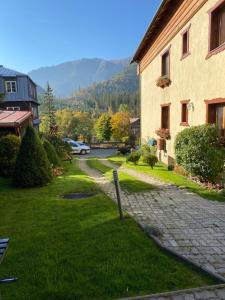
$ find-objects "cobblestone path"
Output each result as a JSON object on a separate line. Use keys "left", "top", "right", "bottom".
{"left": 78, "top": 159, "right": 225, "bottom": 299}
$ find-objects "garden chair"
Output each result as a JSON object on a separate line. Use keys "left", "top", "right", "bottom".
{"left": 0, "top": 238, "right": 17, "bottom": 284}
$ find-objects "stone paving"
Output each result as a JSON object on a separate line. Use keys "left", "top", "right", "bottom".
{"left": 78, "top": 159, "right": 225, "bottom": 299}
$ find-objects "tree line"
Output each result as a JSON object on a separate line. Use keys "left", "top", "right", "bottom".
{"left": 40, "top": 84, "right": 135, "bottom": 144}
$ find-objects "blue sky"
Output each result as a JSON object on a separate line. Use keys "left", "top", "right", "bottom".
{"left": 1, "top": 0, "right": 161, "bottom": 73}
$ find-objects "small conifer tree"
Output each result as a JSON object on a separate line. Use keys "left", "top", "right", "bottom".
{"left": 43, "top": 139, "right": 60, "bottom": 167}
{"left": 13, "top": 126, "right": 52, "bottom": 187}
{"left": 41, "top": 83, "right": 57, "bottom": 135}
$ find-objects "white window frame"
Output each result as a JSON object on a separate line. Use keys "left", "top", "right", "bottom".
{"left": 5, "top": 81, "right": 17, "bottom": 93}
{"left": 6, "top": 107, "right": 20, "bottom": 111}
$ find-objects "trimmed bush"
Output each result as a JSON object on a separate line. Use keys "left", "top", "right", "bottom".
{"left": 0, "top": 135, "right": 20, "bottom": 177}
{"left": 143, "top": 154, "right": 158, "bottom": 169}
{"left": 13, "top": 126, "right": 53, "bottom": 187}
{"left": 175, "top": 124, "right": 225, "bottom": 183}
{"left": 118, "top": 146, "right": 131, "bottom": 155}
{"left": 126, "top": 152, "right": 141, "bottom": 165}
{"left": 47, "top": 136, "right": 71, "bottom": 159}
{"left": 43, "top": 140, "right": 60, "bottom": 167}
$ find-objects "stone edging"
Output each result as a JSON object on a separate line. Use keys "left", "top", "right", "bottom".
{"left": 138, "top": 217, "right": 225, "bottom": 284}
{"left": 116, "top": 283, "right": 225, "bottom": 300}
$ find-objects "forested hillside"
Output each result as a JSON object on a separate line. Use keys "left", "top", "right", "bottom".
{"left": 29, "top": 58, "right": 130, "bottom": 97}
{"left": 49, "top": 64, "right": 139, "bottom": 116}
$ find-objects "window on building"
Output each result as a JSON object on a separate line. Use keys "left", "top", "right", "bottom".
{"left": 182, "top": 31, "right": 189, "bottom": 56}
{"left": 206, "top": 101, "right": 225, "bottom": 136}
{"left": 31, "top": 106, "right": 38, "bottom": 118}
{"left": 210, "top": 1, "right": 225, "bottom": 51}
{"left": 161, "top": 51, "right": 170, "bottom": 76}
{"left": 6, "top": 107, "right": 20, "bottom": 111}
{"left": 161, "top": 105, "right": 170, "bottom": 129}
{"left": 180, "top": 101, "right": 189, "bottom": 125}
{"left": 5, "top": 81, "right": 17, "bottom": 93}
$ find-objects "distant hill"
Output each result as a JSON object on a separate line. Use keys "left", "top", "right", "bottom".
{"left": 73, "top": 63, "right": 138, "bottom": 100}
{"left": 29, "top": 58, "right": 130, "bottom": 97}
{"left": 52, "top": 63, "right": 140, "bottom": 116}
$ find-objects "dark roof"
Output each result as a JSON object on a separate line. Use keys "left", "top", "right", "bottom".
{"left": 0, "top": 65, "right": 26, "bottom": 77}
{"left": 131, "top": 0, "right": 182, "bottom": 63}
{"left": 0, "top": 65, "right": 37, "bottom": 86}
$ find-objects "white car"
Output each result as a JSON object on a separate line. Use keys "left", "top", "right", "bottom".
{"left": 64, "top": 138, "right": 91, "bottom": 155}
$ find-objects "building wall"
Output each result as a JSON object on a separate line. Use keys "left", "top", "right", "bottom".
{"left": 0, "top": 76, "right": 37, "bottom": 102}
{"left": 140, "top": 0, "right": 225, "bottom": 164}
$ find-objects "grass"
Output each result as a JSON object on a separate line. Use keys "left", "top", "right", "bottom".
{"left": 0, "top": 160, "right": 217, "bottom": 300}
{"left": 87, "top": 158, "right": 154, "bottom": 193}
{"left": 108, "top": 155, "right": 225, "bottom": 202}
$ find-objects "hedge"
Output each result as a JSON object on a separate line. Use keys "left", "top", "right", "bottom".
{"left": 174, "top": 124, "right": 225, "bottom": 183}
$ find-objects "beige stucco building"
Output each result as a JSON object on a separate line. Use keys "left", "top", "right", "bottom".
{"left": 132, "top": 0, "right": 225, "bottom": 164}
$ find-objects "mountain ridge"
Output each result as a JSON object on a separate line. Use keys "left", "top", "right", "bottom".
{"left": 29, "top": 57, "right": 131, "bottom": 97}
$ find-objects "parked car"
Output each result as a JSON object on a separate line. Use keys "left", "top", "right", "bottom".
{"left": 63, "top": 138, "right": 91, "bottom": 155}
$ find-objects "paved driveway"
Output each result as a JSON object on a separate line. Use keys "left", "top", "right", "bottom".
{"left": 75, "top": 148, "right": 117, "bottom": 159}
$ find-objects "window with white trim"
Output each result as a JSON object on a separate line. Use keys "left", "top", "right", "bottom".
{"left": 6, "top": 107, "right": 20, "bottom": 111}
{"left": 5, "top": 81, "right": 17, "bottom": 93}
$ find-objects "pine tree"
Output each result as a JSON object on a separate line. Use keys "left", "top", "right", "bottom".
{"left": 13, "top": 126, "right": 52, "bottom": 187}
{"left": 41, "top": 83, "right": 57, "bottom": 135}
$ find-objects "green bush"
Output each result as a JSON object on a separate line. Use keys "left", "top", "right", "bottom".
{"left": 43, "top": 140, "right": 61, "bottom": 167}
{"left": 143, "top": 154, "right": 158, "bottom": 169}
{"left": 13, "top": 126, "right": 53, "bottom": 187}
{"left": 126, "top": 152, "right": 141, "bottom": 165}
{"left": 168, "top": 165, "right": 174, "bottom": 171}
{"left": 118, "top": 146, "right": 131, "bottom": 155}
{"left": 175, "top": 124, "right": 225, "bottom": 183}
{"left": 0, "top": 135, "right": 20, "bottom": 177}
{"left": 47, "top": 136, "right": 72, "bottom": 159}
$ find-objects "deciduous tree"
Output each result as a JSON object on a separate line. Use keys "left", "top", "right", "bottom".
{"left": 111, "top": 111, "right": 131, "bottom": 142}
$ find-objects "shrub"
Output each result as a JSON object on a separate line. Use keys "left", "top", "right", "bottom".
{"left": 143, "top": 154, "right": 158, "bottom": 169}
{"left": 13, "top": 126, "right": 53, "bottom": 187}
{"left": 0, "top": 135, "right": 20, "bottom": 177}
{"left": 175, "top": 124, "right": 225, "bottom": 183}
{"left": 118, "top": 146, "right": 131, "bottom": 155}
{"left": 47, "top": 136, "right": 71, "bottom": 159}
{"left": 126, "top": 152, "right": 141, "bottom": 165}
{"left": 43, "top": 139, "right": 61, "bottom": 167}
{"left": 168, "top": 165, "right": 174, "bottom": 171}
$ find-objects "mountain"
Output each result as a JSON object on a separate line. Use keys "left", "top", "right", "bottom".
{"left": 73, "top": 63, "right": 138, "bottom": 100}
{"left": 52, "top": 63, "right": 140, "bottom": 116}
{"left": 29, "top": 58, "right": 130, "bottom": 97}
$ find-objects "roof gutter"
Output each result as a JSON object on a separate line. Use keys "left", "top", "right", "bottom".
{"left": 131, "top": 0, "right": 170, "bottom": 64}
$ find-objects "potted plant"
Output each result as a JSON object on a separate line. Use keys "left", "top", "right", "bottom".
{"left": 156, "top": 75, "right": 171, "bottom": 88}
{"left": 155, "top": 128, "right": 170, "bottom": 139}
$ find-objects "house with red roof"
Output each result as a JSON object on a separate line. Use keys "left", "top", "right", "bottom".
{"left": 0, "top": 65, "right": 40, "bottom": 132}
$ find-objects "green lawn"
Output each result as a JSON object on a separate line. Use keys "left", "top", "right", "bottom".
{"left": 108, "top": 156, "right": 225, "bottom": 202}
{"left": 0, "top": 161, "right": 217, "bottom": 300}
{"left": 87, "top": 158, "right": 154, "bottom": 193}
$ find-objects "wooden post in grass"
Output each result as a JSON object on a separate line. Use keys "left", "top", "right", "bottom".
{"left": 113, "top": 170, "right": 124, "bottom": 221}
